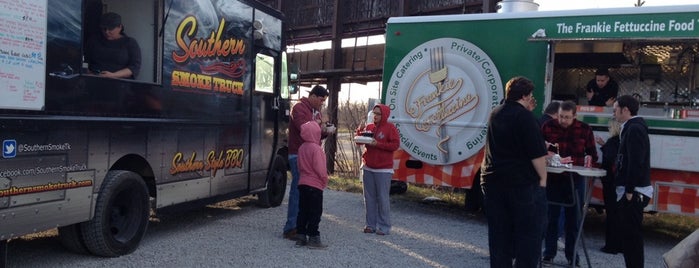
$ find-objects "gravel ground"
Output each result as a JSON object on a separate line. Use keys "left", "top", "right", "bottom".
{"left": 6, "top": 187, "right": 680, "bottom": 267}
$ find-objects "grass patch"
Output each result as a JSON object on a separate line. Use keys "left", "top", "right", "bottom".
{"left": 328, "top": 174, "right": 467, "bottom": 212}
{"left": 643, "top": 213, "right": 699, "bottom": 239}
{"left": 327, "top": 174, "right": 699, "bottom": 239}
{"left": 328, "top": 175, "right": 364, "bottom": 193}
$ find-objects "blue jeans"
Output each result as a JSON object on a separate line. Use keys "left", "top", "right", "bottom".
{"left": 544, "top": 204, "right": 580, "bottom": 261}
{"left": 283, "top": 155, "right": 300, "bottom": 233}
{"left": 483, "top": 183, "right": 547, "bottom": 268}
{"left": 544, "top": 176, "right": 584, "bottom": 262}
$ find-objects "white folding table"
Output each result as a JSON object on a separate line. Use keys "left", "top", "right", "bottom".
{"left": 546, "top": 165, "right": 607, "bottom": 268}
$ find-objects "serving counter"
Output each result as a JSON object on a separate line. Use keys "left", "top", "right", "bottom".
{"left": 578, "top": 105, "right": 699, "bottom": 129}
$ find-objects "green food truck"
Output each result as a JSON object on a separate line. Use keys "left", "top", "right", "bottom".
{"left": 383, "top": 5, "right": 699, "bottom": 216}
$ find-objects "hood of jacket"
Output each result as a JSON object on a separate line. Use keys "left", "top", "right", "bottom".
{"left": 374, "top": 104, "right": 391, "bottom": 125}
{"left": 300, "top": 121, "right": 321, "bottom": 145}
{"left": 623, "top": 116, "right": 648, "bottom": 134}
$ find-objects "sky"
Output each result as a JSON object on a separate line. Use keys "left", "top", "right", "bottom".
{"left": 535, "top": 0, "right": 697, "bottom": 11}
{"left": 297, "top": 0, "right": 699, "bottom": 104}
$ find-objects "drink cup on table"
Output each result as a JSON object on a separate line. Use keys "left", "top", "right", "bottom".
{"left": 584, "top": 155, "right": 592, "bottom": 168}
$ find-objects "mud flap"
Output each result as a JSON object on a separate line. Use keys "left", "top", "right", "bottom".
{"left": 0, "top": 240, "right": 6, "bottom": 268}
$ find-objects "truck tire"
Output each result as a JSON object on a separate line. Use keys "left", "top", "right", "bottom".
{"left": 80, "top": 170, "right": 149, "bottom": 257}
{"left": 464, "top": 170, "right": 483, "bottom": 213}
{"left": 390, "top": 180, "right": 408, "bottom": 195}
{"left": 257, "top": 156, "right": 287, "bottom": 208}
{"left": 57, "top": 224, "right": 89, "bottom": 255}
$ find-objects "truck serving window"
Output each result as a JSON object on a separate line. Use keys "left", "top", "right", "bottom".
{"left": 83, "top": 0, "right": 160, "bottom": 84}
{"left": 255, "top": 53, "right": 275, "bottom": 94}
{"left": 281, "top": 52, "right": 290, "bottom": 99}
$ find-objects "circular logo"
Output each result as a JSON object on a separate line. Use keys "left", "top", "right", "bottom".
{"left": 386, "top": 38, "right": 502, "bottom": 165}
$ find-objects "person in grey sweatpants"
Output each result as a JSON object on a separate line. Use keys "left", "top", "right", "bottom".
{"left": 363, "top": 170, "right": 393, "bottom": 234}
{"left": 355, "top": 104, "right": 400, "bottom": 236}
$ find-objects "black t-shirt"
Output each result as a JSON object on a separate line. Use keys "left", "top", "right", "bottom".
{"left": 86, "top": 34, "right": 141, "bottom": 79}
{"left": 586, "top": 79, "right": 619, "bottom": 106}
{"left": 481, "top": 100, "right": 548, "bottom": 187}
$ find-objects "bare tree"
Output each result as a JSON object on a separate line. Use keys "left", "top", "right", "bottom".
{"left": 325, "top": 101, "right": 369, "bottom": 178}
{"left": 635, "top": 0, "right": 645, "bottom": 7}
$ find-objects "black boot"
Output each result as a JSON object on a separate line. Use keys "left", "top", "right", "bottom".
{"left": 307, "top": 235, "right": 327, "bottom": 249}
{"left": 294, "top": 234, "right": 307, "bottom": 247}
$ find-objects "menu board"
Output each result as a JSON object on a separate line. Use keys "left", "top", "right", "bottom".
{"left": 0, "top": 0, "right": 47, "bottom": 110}
{"left": 650, "top": 135, "right": 699, "bottom": 173}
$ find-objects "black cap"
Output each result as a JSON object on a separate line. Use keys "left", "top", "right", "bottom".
{"left": 307, "top": 85, "right": 329, "bottom": 97}
{"left": 100, "top": 12, "right": 122, "bottom": 29}
{"left": 595, "top": 68, "right": 610, "bottom": 76}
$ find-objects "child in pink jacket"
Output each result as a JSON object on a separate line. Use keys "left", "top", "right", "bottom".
{"left": 294, "top": 121, "right": 329, "bottom": 248}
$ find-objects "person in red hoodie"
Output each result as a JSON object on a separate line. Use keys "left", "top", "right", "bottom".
{"left": 295, "top": 121, "right": 329, "bottom": 248}
{"left": 355, "top": 104, "right": 400, "bottom": 235}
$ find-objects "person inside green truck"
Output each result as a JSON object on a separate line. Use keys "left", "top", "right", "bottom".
{"left": 586, "top": 68, "right": 619, "bottom": 107}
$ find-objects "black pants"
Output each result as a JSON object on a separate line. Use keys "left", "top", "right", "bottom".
{"left": 483, "top": 183, "right": 547, "bottom": 268}
{"left": 296, "top": 185, "right": 324, "bottom": 237}
{"left": 617, "top": 193, "right": 649, "bottom": 268}
{"left": 602, "top": 176, "right": 621, "bottom": 251}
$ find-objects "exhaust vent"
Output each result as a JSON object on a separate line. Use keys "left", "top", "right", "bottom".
{"left": 496, "top": 0, "right": 539, "bottom": 13}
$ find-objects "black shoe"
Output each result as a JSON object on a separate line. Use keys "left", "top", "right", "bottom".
{"left": 600, "top": 246, "right": 620, "bottom": 254}
{"left": 567, "top": 258, "right": 580, "bottom": 267}
{"left": 541, "top": 257, "right": 553, "bottom": 267}
{"left": 294, "top": 234, "right": 307, "bottom": 247}
{"left": 306, "top": 235, "right": 327, "bottom": 249}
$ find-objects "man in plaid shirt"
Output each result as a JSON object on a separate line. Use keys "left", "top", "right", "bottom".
{"left": 541, "top": 100, "right": 598, "bottom": 267}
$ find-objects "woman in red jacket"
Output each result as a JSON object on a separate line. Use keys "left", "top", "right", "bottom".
{"left": 356, "top": 104, "right": 400, "bottom": 235}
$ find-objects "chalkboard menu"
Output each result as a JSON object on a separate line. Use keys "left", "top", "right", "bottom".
{"left": 0, "top": 0, "right": 47, "bottom": 110}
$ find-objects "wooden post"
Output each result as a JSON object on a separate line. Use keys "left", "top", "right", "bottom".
{"left": 323, "top": 0, "right": 344, "bottom": 174}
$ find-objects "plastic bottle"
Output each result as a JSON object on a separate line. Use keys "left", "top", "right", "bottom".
{"left": 584, "top": 155, "right": 592, "bottom": 168}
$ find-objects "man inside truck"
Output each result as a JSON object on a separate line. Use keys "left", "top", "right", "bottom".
{"left": 86, "top": 12, "right": 142, "bottom": 79}
{"left": 586, "top": 68, "right": 619, "bottom": 107}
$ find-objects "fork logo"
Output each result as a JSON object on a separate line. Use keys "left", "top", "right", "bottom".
{"left": 386, "top": 38, "right": 503, "bottom": 165}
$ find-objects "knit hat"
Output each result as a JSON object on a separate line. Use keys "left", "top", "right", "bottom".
{"left": 100, "top": 12, "right": 122, "bottom": 29}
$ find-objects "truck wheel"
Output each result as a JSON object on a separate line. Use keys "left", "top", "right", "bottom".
{"left": 464, "top": 170, "right": 483, "bottom": 213}
{"left": 58, "top": 224, "right": 89, "bottom": 255}
{"left": 389, "top": 180, "right": 408, "bottom": 195}
{"left": 257, "top": 156, "right": 287, "bottom": 208}
{"left": 81, "top": 170, "right": 149, "bottom": 257}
